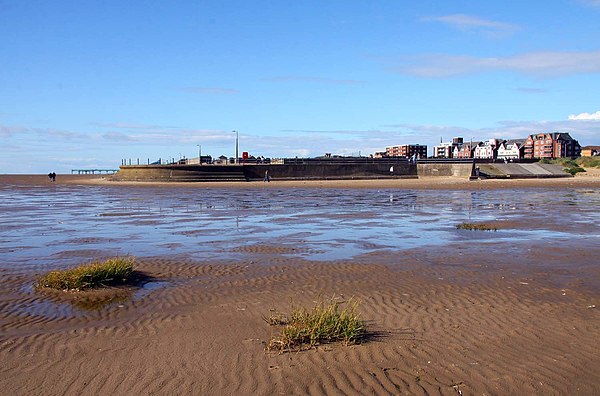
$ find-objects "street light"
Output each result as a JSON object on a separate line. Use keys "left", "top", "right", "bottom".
{"left": 233, "top": 130, "right": 239, "bottom": 165}
{"left": 197, "top": 144, "right": 202, "bottom": 165}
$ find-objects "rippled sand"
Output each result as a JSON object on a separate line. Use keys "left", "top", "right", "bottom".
{"left": 1, "top": 175, "right": 599, "bottom": 395}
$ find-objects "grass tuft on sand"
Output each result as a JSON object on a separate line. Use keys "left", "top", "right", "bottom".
{"left": 265, "top": 297, "right": 365, "bottom": 353}
{"left": 456, "top": 222, "right": 497, "bottom": 231}
{"left": 37, "top": 256, "right": 135, "bottom": 291}
{"left": 565, "top": 166, "right": 586, "bottom": 175}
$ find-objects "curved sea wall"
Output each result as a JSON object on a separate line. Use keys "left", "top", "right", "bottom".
{"left": 112, "top": 161, "right": 481, "bottom": 182}
{"left": 113, "top": 162, "right": 417, "bottom": 182}
{"left": 112, "top": 165, "right": 246, "bottom": 182}
{"left": 244, "top": 162, "right": 416, "bottom": 180}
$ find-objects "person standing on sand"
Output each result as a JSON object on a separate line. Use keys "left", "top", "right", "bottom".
{"left": 48, "top": 172, "right": 56, "bottom": 182}
{"left": 389, "top": 166, "right": 394, "bottom": 176}
{"left": 264, "top": 170, "right": 270, "bottom": 182}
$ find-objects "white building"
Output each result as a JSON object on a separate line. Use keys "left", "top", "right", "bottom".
{"left": 433, "top": 137, "right": 463, "bottom": 158}
{"left": 497, "top": 139, "right": 525, "bottom": 160}
{"left": 474, "top": 139, "right": 499, "bottom": 159}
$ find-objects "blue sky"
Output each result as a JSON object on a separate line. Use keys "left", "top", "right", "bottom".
{"left": 1, "top": 0, "right": 600, "bottom": 173}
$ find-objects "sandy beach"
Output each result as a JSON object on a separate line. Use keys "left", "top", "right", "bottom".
{"left": 1, "top": 173, "right": 599, "bottom": 395}
{"left": 3, "top": 171, "right": 600, "bottom": 189}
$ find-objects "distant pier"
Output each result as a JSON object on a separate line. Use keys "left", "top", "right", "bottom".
{"left": 71, "top": 169, "right": 119, "bottom": 175}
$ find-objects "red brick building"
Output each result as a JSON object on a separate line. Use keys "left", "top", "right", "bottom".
{"left": 385, "top": 144, "right": 427, "bottom": 158}
{"left": 524, "top": 132, "right": 581, "bottom": 159}
{"left": 453, "top": 141, "right": 480, "bottom": 158}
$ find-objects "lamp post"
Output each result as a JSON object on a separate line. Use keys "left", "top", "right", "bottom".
{"left": 233, "top": 130, "right": 239, "bottom": 165}
{"left": 197, "top": 144, "right": 202, "bottom": 165}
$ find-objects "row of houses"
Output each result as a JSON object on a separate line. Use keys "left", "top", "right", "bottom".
{"left": 432, "top": 132, "right": 582, "bottom": 160}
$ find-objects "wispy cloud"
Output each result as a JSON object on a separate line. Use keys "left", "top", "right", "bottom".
{"left": 577, "top": 0, "right": 600, "bottom": 8}
{"left": 256, "top": 118, "right": 600, "bottom": 157}
{"left": 422, "top": 14, "right": 518, "bottom": 36}
{"left": 280, "top": 129, "right": 386, "bottom": 136}
{"left": 392, "top": 50, "right": 600, "bottom": 78}
{"left": 0, "top": 125, "right": 27, "bottom": 137}
{"left": 3, "top": 116, "right": 599, "bottom": 173}
{"left": 516, "top": 87, "right": 548, "bottom": 94}
{"left": 380, "top": 119, "right": 600, "bottom": 147}
{"left": 101, "top": 131, "right": 138, "bottom": 142}
{"left": 33, "top": 128, "right": 82, "bottom": 139}
{"left": 90, "top": 122, "right": 181, "bottom": 130}
{"left": 262, "top": 76, "right": 362, "bottom": 85}
{"left": 180, "top": 87, "right": 239, "bottom": 94}
{"left": 568, "top": 110, "right": 600, "bottom": 120}
{"left": 99, "top": 128, "right": 236, "bottom": 145}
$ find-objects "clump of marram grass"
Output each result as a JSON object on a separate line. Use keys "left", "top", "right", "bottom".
{"left": 37, "top": 256, "right": 135, "bottom": 291}
{"left": 564, "top": 166, "right": 586, "bottom": 175}
{"left": 456, "top": 222, "right": 497, "bottom": 231}
{"left": 577, "top": 156, "right": 600, "bottom": 168}
{"left": 265, "top": 297, "right": 365, "bottom": 353}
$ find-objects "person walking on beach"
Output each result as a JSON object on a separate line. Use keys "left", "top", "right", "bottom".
{"left": 48, "top": 172, "right": 56, "bottom": 182}
{"left": 389, "top": 166, "right": 394, "bottom": 176}
{"left": 263, "top": 170, "right": 270, "bottom": 182}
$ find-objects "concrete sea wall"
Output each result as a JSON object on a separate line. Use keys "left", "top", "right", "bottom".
{"left": 113, "top": 161, "right": 482, "bottom": 182}
{"left": 477, "top": 163, "right": 570, "bottom": 178}
{"left": 113, "top": 162, "right": 419, "bottom": 182}
{"left": 417, "top": 162, "right": 475, "bottom": 178}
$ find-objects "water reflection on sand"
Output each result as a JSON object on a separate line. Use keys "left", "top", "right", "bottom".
{"left": 1, "top": 184, "right": 599, "bottom": 270}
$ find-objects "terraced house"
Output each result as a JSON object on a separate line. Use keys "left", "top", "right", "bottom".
{"left": 524, "top": 132, "right": 581, "bottom": 159}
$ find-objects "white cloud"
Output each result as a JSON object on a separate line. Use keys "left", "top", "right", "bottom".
{"left": 393, "top": 50, "right": 600, "bottom": 78}
{"left": 422, "top": 14, "right": 518, "bottom": 36}
{"left": 568, "top": 110, "right": 600, "bottom": 120}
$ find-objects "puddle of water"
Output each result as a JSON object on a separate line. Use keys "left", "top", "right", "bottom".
{"left": 0, "top": 184, "right": 599, "bottom": 272}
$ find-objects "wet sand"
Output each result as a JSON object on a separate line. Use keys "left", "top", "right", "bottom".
{"left": 1, "top": 174, "right": 599, "bottom": 395}
{"left": 1, "top": 253, "right": 599, "bottom": 395}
